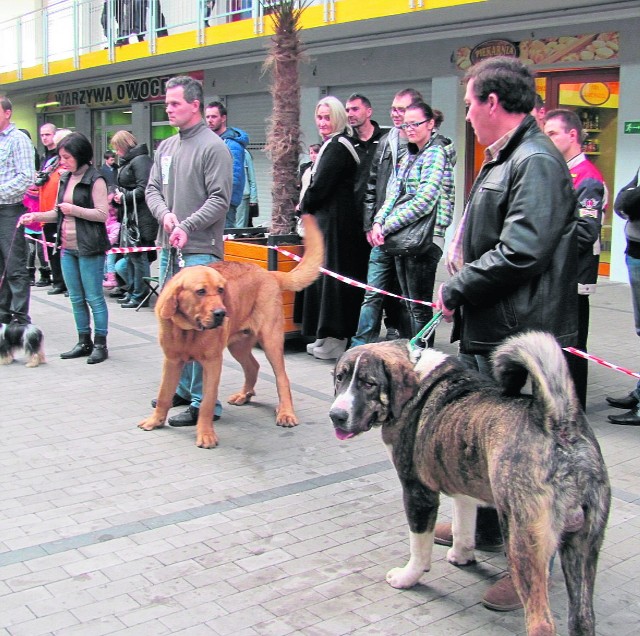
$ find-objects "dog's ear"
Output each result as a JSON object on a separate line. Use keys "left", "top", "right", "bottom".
{"left": 156, "top": 276, "right": 180, "bottom": 320}
{"left": 385, "top": 349, "right": 419, "bottom": 420}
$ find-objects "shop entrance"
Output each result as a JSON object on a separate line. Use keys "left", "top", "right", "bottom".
{"left": 92, "top": 108, "right": 133, "bottom": 168}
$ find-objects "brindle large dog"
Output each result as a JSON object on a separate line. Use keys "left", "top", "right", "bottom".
{"left": 329, "top": 333, "right": 610, "bottom": 636}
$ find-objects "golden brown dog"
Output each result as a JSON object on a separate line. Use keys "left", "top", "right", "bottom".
{"left": 138, "top": 214, "right": 323, "bottom": 448}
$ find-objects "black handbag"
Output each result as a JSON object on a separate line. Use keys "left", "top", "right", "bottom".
{"left": 380, "top": 140, "right": 438, "bottom": 257}
{"left": 381, "top": 190, "right": 437, "bottom": 257}
{"left": 120, "top": 194, "right": 141, "bottom": 248}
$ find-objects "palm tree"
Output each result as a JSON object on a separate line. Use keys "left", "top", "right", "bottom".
{"left": 263, "top": 0, "right": 309, "bottom": 235}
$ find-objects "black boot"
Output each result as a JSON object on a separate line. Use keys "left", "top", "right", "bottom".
{"left": 35, "top": 267, "right": 52, "bottom": 287}
{"left": 87, "top": 334, "right": 108, "bottom": 364}
{"left": 60, "top": 333, "right": 93, "bottom": 359}
{"left": 28, "top": 267, "right": 36, "bottom": 286}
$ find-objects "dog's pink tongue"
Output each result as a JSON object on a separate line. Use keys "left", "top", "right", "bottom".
{"left": 335, "top": 428, "right": 354, "bottom": 441}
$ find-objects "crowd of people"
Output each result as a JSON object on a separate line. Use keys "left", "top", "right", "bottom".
{"left": 2, "top": 56, "right": 640, "bottom": 615}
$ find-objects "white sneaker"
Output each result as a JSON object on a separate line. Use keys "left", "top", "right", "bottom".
{"left": 306, "top": 338, "right": 325, "bottom": 355}
{"left": 313, "top": 337, "right": 347, "bottom": 360}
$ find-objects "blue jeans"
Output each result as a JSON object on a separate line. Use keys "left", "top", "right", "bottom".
{"left": 351, "top": 246, "right": 398, "bottom": 347}
{"left": 115, "top": 256, "right": 130, "bottom": 289}
{"left": 225, "top": 204, "right": 237, "bottom": 229}
{"left": 105, "top": 251, "right": 117, "bottom": 275}
{"left": 625, "top": 254, "right": 640, "bottom": 397}
{"left": 61, "top": 249, "right": 109, "bottom": 337}
{"left": 159, "top": 249, "right": 218, "bottom": 409}
{"left": 127, "top": 253, "right": 151, "bottom": 303}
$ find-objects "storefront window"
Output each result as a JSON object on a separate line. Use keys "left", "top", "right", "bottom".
{"left": 45, "top": 112, "right": 75, "bottom": 130}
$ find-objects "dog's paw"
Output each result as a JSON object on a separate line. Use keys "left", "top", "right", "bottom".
{"left": 275, "top": 409, "right": 299, "bottom": 427}
{"left": 227, "top": 390, "right": 256, "bottom": 406}
{"left": 0, "top": 356, "right": 13, "bottom": 365}
{"left": 446, "top": 547, "right": 476, "bottom": 566}
{"left": 138, "top": 417, "right": 165, "bottom": 431}
{"left": 386, "top": 565, "right": 423, "bottom": 589}
{"left": 196, "top": 431, "right": 219, "bottom": 449}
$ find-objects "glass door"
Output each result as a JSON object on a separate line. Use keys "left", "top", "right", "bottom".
{"left": 92, "top": 108, "right": 133, "bottom": 167}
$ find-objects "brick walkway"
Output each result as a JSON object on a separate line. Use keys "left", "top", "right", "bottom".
{"left": 1, "top": 271, "right": 639, "bottom": 635}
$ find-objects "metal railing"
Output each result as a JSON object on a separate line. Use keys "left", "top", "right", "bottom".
{"left": 0, "top": 0, "right": 339, "bottom": 78}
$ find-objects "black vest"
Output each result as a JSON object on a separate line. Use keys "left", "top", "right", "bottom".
{"left": 56, "top": 166, "right": 110, "bottom": 256}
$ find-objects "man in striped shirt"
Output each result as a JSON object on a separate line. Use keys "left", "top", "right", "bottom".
{"left": 0, "top": 96, "right": 35, "bottom": 325}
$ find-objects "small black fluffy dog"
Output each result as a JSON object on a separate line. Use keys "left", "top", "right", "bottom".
{"left": 0, "top": 322, "right": 46, "bottom": 367}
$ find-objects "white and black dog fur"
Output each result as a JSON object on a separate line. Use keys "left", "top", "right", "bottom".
{"left": 0, "top": 322, "right": 45, "bottom": 367}
{"left": 330, "top": 332, "right": 610, "bottom": 636}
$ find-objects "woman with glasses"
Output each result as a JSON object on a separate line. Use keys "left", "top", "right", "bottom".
{"left": 295, "top": 96, "right": 369, "bottom": 360}
{"left": 371, "top": 100, "right": 456, "bottom": 345}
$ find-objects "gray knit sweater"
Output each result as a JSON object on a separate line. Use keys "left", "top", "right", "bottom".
{"left": 145, "top": 120, "right": 233, "bottom": 259}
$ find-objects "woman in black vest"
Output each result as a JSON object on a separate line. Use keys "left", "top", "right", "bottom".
{"left": 20, "top": 132, "right": 110, "bottom": 364}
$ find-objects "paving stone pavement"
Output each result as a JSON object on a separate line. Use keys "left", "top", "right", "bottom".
{"left": 1, "top": 271, "right": 639, "bottom": 636}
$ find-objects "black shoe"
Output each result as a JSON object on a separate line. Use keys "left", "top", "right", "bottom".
{"left": 47, "top": 286, "right": 66, "bottom": 295}
{"left": 110, "top": 288, "right": 127, "bottom": 299}
{"left": 121, "top": 300, "right": 148, "bottom": 308}
{"left": 35, "top": 279, "right": 51, "bottom": 287}
{"left": 118, "top": 295, "right": 133, "bottom": 305}
{"left": 608, "top": 409, "right": 640, "bottom": 425}
{"left": 151, "top": 394, "right": 190, "bottom": 409}
{"left": 168, "top": 406, "right": 221, "bottom": 426}
{"left": 605, "top": 392, "right": 639, "bottom": 410}
{"left": 60, "top": 342, "right": 93, "bottom": 359}
{"left": 87, "top": 344, "right": 108, "bottom": 364}
{"left": 168, "top": 406, "right": 199, "bottom": 427}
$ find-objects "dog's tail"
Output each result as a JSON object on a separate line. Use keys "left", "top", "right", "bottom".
{"left": 492, "top": 331, "right": 580, "bottom": 430}
{"left": 273, "top": 214, "right": 324, "bottom": 292}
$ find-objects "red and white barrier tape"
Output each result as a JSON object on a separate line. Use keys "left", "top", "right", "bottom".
{"left": 26, "top": 234, "right": 161, "bottom": 255}
{"left": 271, "top": 244, "right": 640, "bottom": 380}
{"left": 271, "top": 245, "right": 434, "bottom": 308}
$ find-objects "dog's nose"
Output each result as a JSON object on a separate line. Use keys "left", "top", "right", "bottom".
{"left": 212, "top": 308, "right": 226, "bottom": 328}
{"left": 329, "top": 407, "right": 349, "bottom": 427}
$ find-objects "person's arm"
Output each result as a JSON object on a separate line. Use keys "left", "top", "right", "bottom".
{"left": 0, "top": 132, "right": 35, "bottom": 200}
{"left": 226, "top": 139, "right": 246, "bottom": 205}
{"left": 614, "top": 169, "right": 640, "bottom": 220}
{"left": 362, "top": 137, "right": 386, "bottom": 232}
{"left": 123, "top": 156, "right": 152, "bottom": 206}
{"left": 575, "top": 177, "right": 604, "bottom": 256}
{"left": 443, "top": 151, "right": 575, "bottom": 309}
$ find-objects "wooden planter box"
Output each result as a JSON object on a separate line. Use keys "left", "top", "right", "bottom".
{"left": 224, "top": 230, "right": 304, "bottom": 335}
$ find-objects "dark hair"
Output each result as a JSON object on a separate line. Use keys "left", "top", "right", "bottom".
{"left": 104, "top": 150, "right": 116, "bottom": 160}
{"left": 309, "top": 143, "right": 321, "bottom": 153}
{"left": 465, "top": 56, "right": 536, "bottom": 114}
{"left": 166, "top": 76, "right": 204, "bottom": 111}
{"left": 0, "top": 96, "right": 12, "bottom": 111}
{"left": 206, "top": 100, "right": 227, "bottom": 117}
{"left": 57, "top": 131, "right": 93, "bottom": 168}
{"left": 406, "top": 100, "right": 435, "bottom": 122}
{"left": 19, "top": 128, "right": 32, "bottom": 139}
{"left": 545, "top": 108, "right": 583, "bottom": 140}
{"left": 346, "top": 93, "right": 372, "bottom": 109}
{"left": 394, "top": 88, "right": 423, "bottom": 103}
{"left": 534, "top": 93, "right": 545, "bottom": 110}
{"left": 433, "top": 109, "right": 444, "bottom": 128}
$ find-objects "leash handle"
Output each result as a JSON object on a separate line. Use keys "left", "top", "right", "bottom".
{"left": 409, "top": 311, "right": 443, "bottom": 350}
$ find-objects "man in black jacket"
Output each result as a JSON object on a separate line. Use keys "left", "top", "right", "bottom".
{"left": 435, "top": 56, "right": 578, "bottom": 612}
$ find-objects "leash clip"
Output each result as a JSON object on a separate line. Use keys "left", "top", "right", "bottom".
{"left": 409, "top": 311, "right": 443, "bottom": 356}
{"left": 176, "top": 247, "right": 185, "bottom": 269}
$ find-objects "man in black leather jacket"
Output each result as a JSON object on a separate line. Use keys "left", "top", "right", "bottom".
{"left": 438, "top": 57, "right": 578, "bottom": 356}
{"left": 434, "top": 56, "right": 579, "bottom": 612}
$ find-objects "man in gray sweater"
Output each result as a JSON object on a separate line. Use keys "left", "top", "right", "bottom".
{"left": 146, "top": 75, "right": 233, "bottom": 427}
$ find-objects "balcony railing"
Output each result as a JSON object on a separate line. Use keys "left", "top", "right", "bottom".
{"left": 0, "top": 0, "right": 336, "bottom": 78}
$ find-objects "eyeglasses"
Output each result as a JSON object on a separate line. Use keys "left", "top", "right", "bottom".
{"left": 390, "top": 106, "right": 406, "bottom": 114}
{"left": 401, "top": 120, "right": 428, "bottom": 130}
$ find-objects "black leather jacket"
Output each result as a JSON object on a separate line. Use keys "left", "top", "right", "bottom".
{"left": 442, "top": 116, "right": 578, "bottom": 354}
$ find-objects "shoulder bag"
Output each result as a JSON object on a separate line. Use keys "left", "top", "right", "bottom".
{"left": 120, "top": 193, "right": 141, "bottom": 248}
